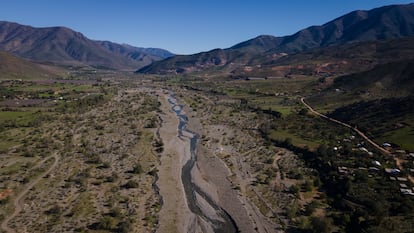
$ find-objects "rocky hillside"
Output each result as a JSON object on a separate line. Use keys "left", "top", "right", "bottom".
{"left": 239, "top": 36, "right": 414, "bottom": 77}
{"left": 0, "top": 51, "right": 63, "bottom": 80}
{"left": 138, "top": 3, "right": 414, "bottom": 74}
{"left": 0, "top": 21, "right": 173, "bottom": 70}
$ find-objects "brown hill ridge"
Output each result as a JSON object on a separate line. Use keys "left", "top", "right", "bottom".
{"left": 0, "top": 21, "right": 173, "bottom": 70}
{"left": 0, "top": 51, "right": 63, "bottom": 80}
{"left": 138, "top": 3, "right": 414, "bottom": 74}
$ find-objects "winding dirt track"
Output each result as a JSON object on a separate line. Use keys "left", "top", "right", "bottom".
{"left": 300, "top": 97, "right": 390, "bottom": 155}
{"left": 1, "top": 152, "right": 59, "bottom": 233}
{"left": 301, "top": 98, "right": 414, "bottom": 184}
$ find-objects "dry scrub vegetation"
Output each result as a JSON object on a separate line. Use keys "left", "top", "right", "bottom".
{"left": 0, "top": 86, "right": 164, "bottom": 233}
{"left": 176, "top": 88, "right": 322, "bottom": 231}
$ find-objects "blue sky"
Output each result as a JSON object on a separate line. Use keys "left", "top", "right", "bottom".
{"left": 1, "top": 0, "right": 413, "bottom": 54}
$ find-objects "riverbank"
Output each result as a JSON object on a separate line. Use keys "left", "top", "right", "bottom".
{"left": 156, "top": 91, "right": 194, "bottom": 233}
{"left": 180, "top": 94, "right": 276, "bottom": 232}
{"left": 157, "top": 92, "right": 236, "bottom": 233}
{"left": 156, "top": 89, "right": 282, "bottom": 233}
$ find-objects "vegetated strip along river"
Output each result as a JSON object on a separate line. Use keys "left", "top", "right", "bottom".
{"left": 168, "top": 94, "right": 238, "bottom": 233}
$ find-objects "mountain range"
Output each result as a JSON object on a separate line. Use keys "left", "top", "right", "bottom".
{"left": 0, "top": 21, "right": 173, "bottom": 70}
{"left": 138, "top": 3, "right": 414, "bottom": 75}
{"left": 1, "top": 3, "right": 414, "bottom": 75}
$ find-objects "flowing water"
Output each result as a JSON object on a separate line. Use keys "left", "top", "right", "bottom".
{"left": 168, "top": 94, "right": 238, "bottom": 233}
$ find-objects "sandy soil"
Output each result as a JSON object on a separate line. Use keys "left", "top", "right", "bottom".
{"left": 155, "top": 90, "right": 278, "bottom": 233}
{"left": 0, "top": 86, "right": 287, "bottom": 233}
{"left": 191, "top": 125, "right": 279, "bottom": 233}
{"left": 184, "top": 106, "right": 259, "bottom": 233}
{"left": 156, "top": 92, "right": 257, "bottom": 233}
{"left": 156, "top": 92, "right": 194, "bottom": 233}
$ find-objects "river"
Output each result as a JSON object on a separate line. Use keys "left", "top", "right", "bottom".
{"left": 168, "top": 94, "right": 238, "bottom": 233}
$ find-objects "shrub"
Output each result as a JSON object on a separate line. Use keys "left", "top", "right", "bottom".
{"left": 124, "top": 180, "right": 139, "bottom": 189}
{"left": 97, "top": 216, "right": 116, "bottom": 230}
{"left": 304, "top": 179, "right": 313, "bottom": 192}
{"left": 305, "top": 200, "right": 319, "bottom": 216}
{"left": 132, "top": 163, "right": 143, "bottom": 174}
{"left": 109, "top": 207, "right": 122, "bottom": 218}
{"left": 290, "top": 184, "right": 300, "bottom": 196}
{"left": 0, "top": 197, "right": 10, "bottom": 205}
{"left": 101, "top": 161, "right": 111, "bottom": 169}
{"left": 118, "top": 220, "right": 133, "bottom": 233}
{"left": 310, "top": 216, "right": 333, "bottom": 233}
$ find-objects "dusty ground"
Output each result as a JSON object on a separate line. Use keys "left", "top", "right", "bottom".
{"left": 0, "top": 83, "right": 309, "bottom": 233}
{"left": 155, "top": 89, "right": 281, "bottom": 232}
{"left": 156, "top": 90, "right": 267, "bottom": 233}
{"left": 156, "top": 92, "right": 194, "bottom": 233}
{"left": 170, "top": 87, "right": 315, "bottom": 233}
{"left": 0, "top": 87, "right": 163, "bottom": 233}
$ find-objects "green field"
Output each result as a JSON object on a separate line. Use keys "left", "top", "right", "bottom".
{"left": 378, "top": 127, "right": 414, "bottom": 151}
{"left": 269, "top": 129, "right": 320, "bottom": 149}
{"left": 0, "top": 111, "right": 35, "bottom": 125}
{"left": 20, "top": 83, "right": 99, "bottom": 93}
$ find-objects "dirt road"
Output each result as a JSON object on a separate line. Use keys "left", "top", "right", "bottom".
{"left": 301, "top": 97, "right": 390, "bottom": 154}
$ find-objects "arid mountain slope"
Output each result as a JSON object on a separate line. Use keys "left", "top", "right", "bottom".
{"left": 138, "top": 3, "right": 414, "bottom": 74}
{"left": 0, "top": 21, "right": 173, "bottom": 70}
{"left": 0, "top": 51, "right": 63, "bottom": 80}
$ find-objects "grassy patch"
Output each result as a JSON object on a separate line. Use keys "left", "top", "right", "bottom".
{"left": 269, "top": 130, "right": 319, "bottom": 149}
{"left": 0, "top": 111, "right": 55, "bottom": 129}
{"left": 71, "top": 192, "right": 95, "bottom": 218}
{"left": 0, "top": 140, "right": 18, "bottom": 152}
{"left": 378, "top": 127, "right": 414, "bottom": 151}
{"left": 131, "top": 130, "right": 157, "bottom": 172}
{"left": 0, "top": 127, "right": 32, "bottom": 152}
{"left": 260, "top": 105, "right": 294, "bottom": 117}
{"left": 0, "top": 111, "right": 34, "bottom": 124}
{"left": 0, "top": 161, "right": 25, "bottom": 176}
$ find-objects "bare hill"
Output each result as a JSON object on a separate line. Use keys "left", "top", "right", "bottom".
{"left": 138, "top": 3, "right": 414, "bottom": 74}
{"left": 0, "top": 51, "right": 63, "bottom": 80}
{"left": 0, "top": 21, "right": 173, "bottom": 70}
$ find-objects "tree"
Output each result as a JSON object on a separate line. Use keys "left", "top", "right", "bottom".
{"left": 304, "top": 179, "right": 314, "bottom": 192}
{"left": 290, "top": 184, "right": 300, "bottom": 197}
{"left": 313, "top": 177, "right": 321, "bottom": 188}
{"left": 317, "top": 144, "right": 328, "bottom": 157}
{"left": 124, "top": 180, "right": 139, "bottom": 189}
{"left": 284, "top": 137, "right": 293, "bottom": 148}
{"left": 97, "top": 216, "right": 116, "bottom": 230}
{"left": 118, "top": 219, "right": 133, "bottom": 233}
{"left": 132, "top": 163, "right": 143, "bottom": 174}
{"left": 45, "top": 205, "right": 62, "bottom": 215}
{"left": 240, "top": 98, "right": 248, "bottom": 108}
{"left": 109, "top": 207, "right": 122, "bottom": 217}
{"left": 287, "top": 200, "right": 300, "bottom": 220}
{"left": 310, "top": 216, "right": 333, "bottom": 233}
{"left": 299, "top": 108, "right": 309, "bottom": 115}
{"left": 305, "top": 200, "right": 319, "bottom": 216}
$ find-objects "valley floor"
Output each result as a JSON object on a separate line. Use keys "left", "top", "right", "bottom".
{"left": 155, "top": 90, "right": 280, "bottom": 233}
{"left": 3, "top": 76, "right": 411, "bottom": 233}
{"left": 0, "top": 83, "right": 291, "bottom": 233}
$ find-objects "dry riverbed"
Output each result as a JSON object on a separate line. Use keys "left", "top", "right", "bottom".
{"left": 154, "top": 88, "right": 291, "bottom": 233}
{"left": 1, "top": 84, "right": 307, "bottom": 233}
